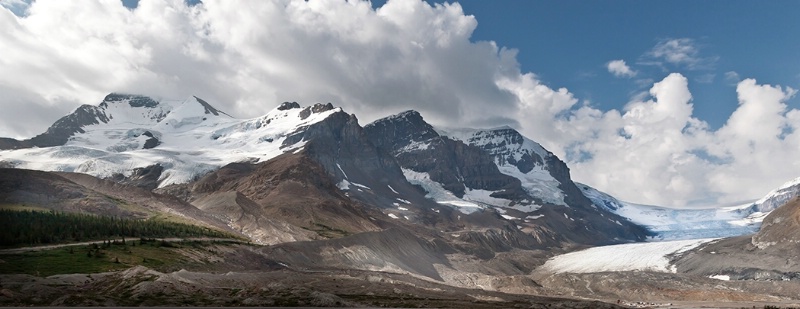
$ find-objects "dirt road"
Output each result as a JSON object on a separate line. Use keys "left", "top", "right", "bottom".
{"left": 0, "top": 237, "right": 248, "bottom": 254}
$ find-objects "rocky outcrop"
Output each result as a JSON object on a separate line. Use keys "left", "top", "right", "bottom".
{"left": 752, "top": 197, "right": 800, "bottom": 249}
{"left": 110, "top": 164, "right": 163, "bottom": 191}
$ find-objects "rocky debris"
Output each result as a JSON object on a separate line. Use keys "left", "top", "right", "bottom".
{"left": 533, "top": 270, "right": 799, "bottom": 303}
{"left": 0, "top": 262, "right": 626, "bottom": 308}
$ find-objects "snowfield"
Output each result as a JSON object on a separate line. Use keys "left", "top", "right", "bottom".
{"left": 540, "top": 238, "right": 717, "bottom": 274}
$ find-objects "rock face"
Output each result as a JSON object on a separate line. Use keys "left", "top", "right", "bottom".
{"left": 364, "top": 111, "right": 528, "bottom": 201}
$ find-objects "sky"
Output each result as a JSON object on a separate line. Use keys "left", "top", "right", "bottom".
{"left": 0, "top": 0, "right": 799, "bottom": 208}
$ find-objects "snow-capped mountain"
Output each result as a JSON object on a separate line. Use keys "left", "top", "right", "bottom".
{"left": 0, "top": 94, "right": 342, "bottom": 187}
{"left": 578, "top": 183, "right": 768, "bottom": 241}
{"left": 438, "top": 125, "right": 588, "bottom": 209}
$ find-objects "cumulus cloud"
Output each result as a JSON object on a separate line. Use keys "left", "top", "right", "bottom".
{"left": 550, "top": 75, "right": 797, "bottom": 206}
{"left": 606, "top": 60, "right": 636, "bottom": 78}
{"left": 1, "top": 0, "right": 799, "bottom": 207}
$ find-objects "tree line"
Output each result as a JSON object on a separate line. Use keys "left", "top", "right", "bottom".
{"left": 0, "top": 209, "right": 233, "bottom": 247}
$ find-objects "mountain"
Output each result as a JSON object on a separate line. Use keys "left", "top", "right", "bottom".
{"left": 5, "top": 93, "right": 800, "bottom": 305}
{"left": 0, "top": 94, "right": 650, "bottom": 247}
{"left": 363, "top": 111, "right": 651, "bottom": 245}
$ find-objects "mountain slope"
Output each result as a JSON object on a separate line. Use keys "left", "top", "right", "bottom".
{"left": 158, "top": 152, "right": 388, "bottom": 244}
{"left": 0, "top": 167, "right": 238, "bottom": 235}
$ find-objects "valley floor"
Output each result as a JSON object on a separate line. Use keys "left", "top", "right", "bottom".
{"left": 3, "top": 239, "right": 800, "bottom": 307}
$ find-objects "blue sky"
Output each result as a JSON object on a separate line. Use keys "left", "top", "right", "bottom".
{"left": 413, "top": 0, "right": 800, "bottom": 130}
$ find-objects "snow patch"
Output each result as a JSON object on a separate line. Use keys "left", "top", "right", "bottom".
{"left": 500, "top": 214, "right": 517, "bottom": 220}
{"left": 709, "top": 274, "right": 730, "bottom": 281}
{"left": 401, "top": 168, "right": 484, "bottom": 214}
{"left": 336, "top": 163, "right": 348, "bottom": 179}
{"left": 337, "top": 180, "right": 351, "bottom": 190}
{"left": 350, "top": 182, "right": 371, "bottom": 190}
{"left": 540, "top": 238, "right": 717, "bottom": 274}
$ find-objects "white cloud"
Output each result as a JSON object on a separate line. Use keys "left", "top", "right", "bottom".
{"left": 646, "top": 38, "right": 716, "bottom": 70}
{"left": 548, "top": 75, "right": 798, "bottom": 206}
{"left": 606, "top": 59, "right": 636, "bottom": 78}
{"left": 724, "top": 71, "right": 741, "bottom": 84}
{"left": 1, "top": 0, "right": 799, "bottom": 208}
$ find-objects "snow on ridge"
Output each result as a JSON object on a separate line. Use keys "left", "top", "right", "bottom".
{"left": 540, "top": 238, "right": 717, "bottom": 274}
{"left": 437, "top": 126, "right": 565, "bottom": 206}
{"left": 437, "top": 126, "right": 550, "bottom": 160}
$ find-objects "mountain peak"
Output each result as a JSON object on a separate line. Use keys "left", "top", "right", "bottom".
{"left": 101, "top": 93, "right": 160, "bottom": 108}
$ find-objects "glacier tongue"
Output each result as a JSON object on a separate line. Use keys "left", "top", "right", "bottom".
{"left": 578, "top": 183, "right": 763, "bottom": 241}
{"left": 0, "top": 96, "right": 343, "bottom": 188}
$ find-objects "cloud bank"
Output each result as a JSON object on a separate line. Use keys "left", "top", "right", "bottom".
{"left": 1, "top": 0, "right": 798, "bottom": 207}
